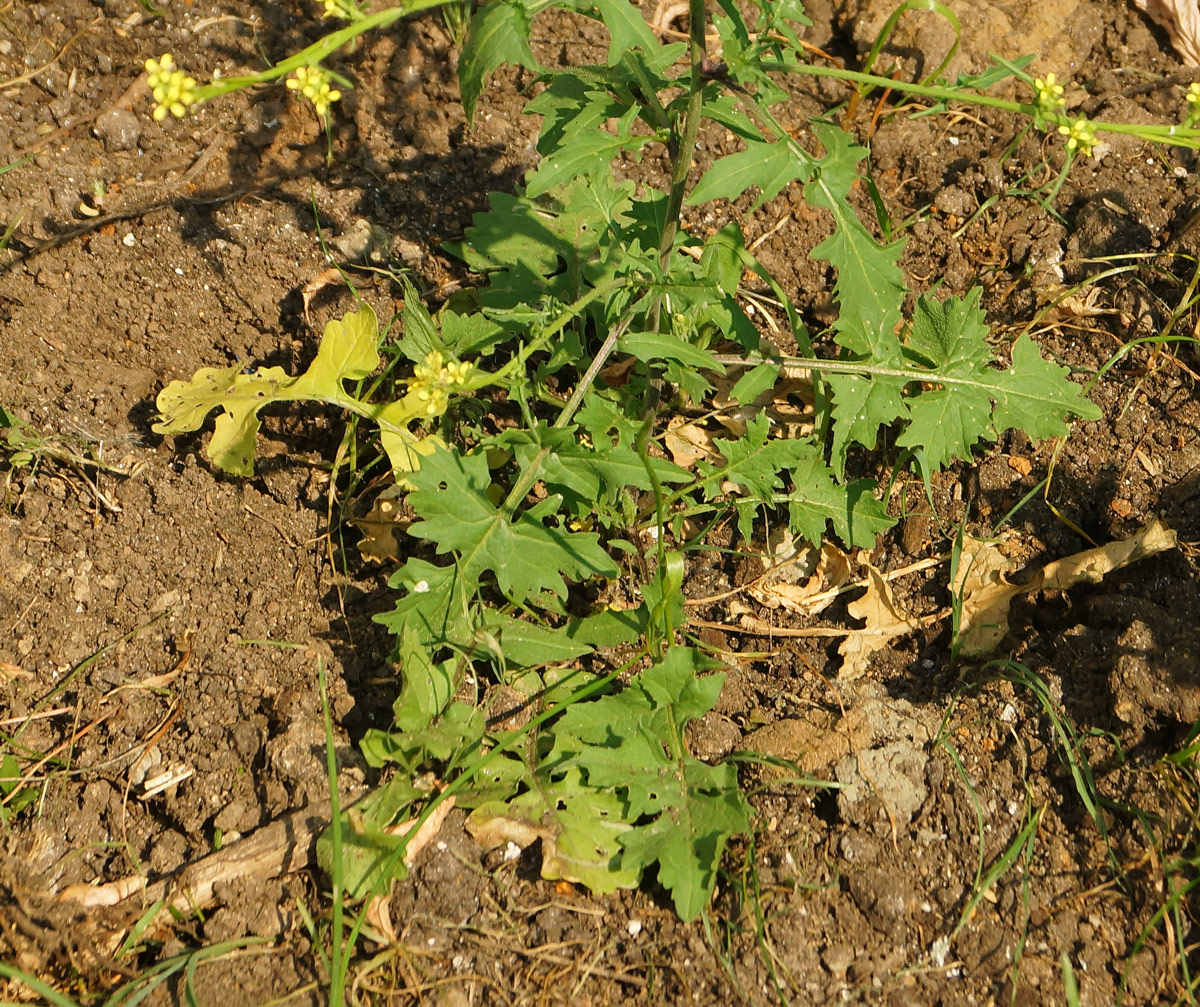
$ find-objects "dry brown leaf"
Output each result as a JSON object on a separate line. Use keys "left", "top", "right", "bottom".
{"left": 748, "top": 536, "right": 850, "bottom": 616}
{"left": 952, "top": 532, "right": 1029, "bottom": 657}
{"left": 385, "top": 795, "right": 456, "bottom": 866}
{"left": 351, "top": 492, "right": 410, "bottom": 563}
{"left": 301, "top": 266, "right": 347, "bottom": 323}
{"left": 955, "top": 519, "right": 1177, "bottom": 657}
{"left": 664, "top": 416, "right": 717, "bottom": 467}
{"left": 1134, "top": 0, "right": 1200, "bottom": 65}
{"left": 837, "top": 564, "right": 926, "bottom": 680}
{"left": 1040, "top": 518, "right": 1176, "bottom": 590}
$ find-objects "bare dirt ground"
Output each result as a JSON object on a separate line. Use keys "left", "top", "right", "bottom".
{"left": 1, "top": 0, "right": 1199, "bottom": 1004}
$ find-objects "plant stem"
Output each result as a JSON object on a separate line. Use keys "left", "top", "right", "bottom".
{"left": 758, "top": 61, "right": 1200, "bottom": 146}
{"left": 656, "top": 0, "right": 709, "bottom": 272}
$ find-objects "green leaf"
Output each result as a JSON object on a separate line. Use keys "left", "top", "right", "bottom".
{"left": 468, "top": 768, "right": 640, "bottom": 893}
{"left": 458, "top": 0, "right": 541, "bottom": 123}
{"left": 496, "top": 423, "right": 687, "bottom": 513}
{"left": 563, "top": 604, "right": 646, "bottom": 648}
{"left": 895, "top": 292, "right": 1101, "bottom": 469}
{"left": 525, "top": 103, "right": 652, "bottom": 198}
{"left": 786, "top": 453, "right": 893, "bottom": 548}
{"left": 526, "top": 73, "right": 627, "bottom": 160}
{"left": 805, "top": 122, "right": 907, "bottom": 359}
{"left": 317, "top": 777, "right": 424, "bottom": 898}
{"left": 391, "top": 626, "right": 456, "bottom": 733}
{"left": 695, "top": 413, "right": 797, "bottom": 499}
{"left": 826, "top": 369, "right": 909, "bottom": 469}
{"left": 440, "top": 309, "right": 506, "bottom": 357}
{"left": 618, "top": 330, "right": 725, "bottom": 372}
{"left": 686, "top": 140, "right": 810, "bottom": 209}
{"left": 397, "top": 279, "right": 439, "bottom": 363}
{"left": 481, "top": 613, "right": 594, "bottom": 667}
{"left": 990, "top": 334, "right": 1102, "bottom": 436}
{"left": 729, "top": 362, "right": 780, "bottom": 405}
{"left": 375, "top": 558, "right": 473, "bottom": 648}
{"left": 407, "top": 444, "right": 619, "bottom": 602}
{"left": 565, "top": 0, "right": 660, "bottom": 63}
{"left": 551, "top": 648, "right": 750, "bottom": 919}
{"left": 896, "top": 290, "right": 996, "bottom": 469}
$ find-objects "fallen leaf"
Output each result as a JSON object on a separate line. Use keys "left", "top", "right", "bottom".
{"left": 664, "top": 416, "right": 717, "bottom": 467}
{"left": 1040, "top": 518, "right": 1176, "bottom": 590}
{"left": 301, "top": 266, "right": 347, "bottom": 323}
{"left": 954, "top": 519, "right": 1177, "bottom": 657}
{"left": 952, "top": 532, "right": 1029, "bottom": 657}
{"left": 748, "top": 534, "right": 850, "bottom": 616}
{"left": 837, "top": 564, "right": 926, "bottom": 679}
{"left": 1133, "top": 0, "right": 1200, "bottom": 65}
{"left": 352, "top": 492, "right": 410, "bottom": 562}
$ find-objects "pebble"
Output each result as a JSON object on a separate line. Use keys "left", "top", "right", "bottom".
{"left": 93, "top": 107, "right": 142, "bottom": 151}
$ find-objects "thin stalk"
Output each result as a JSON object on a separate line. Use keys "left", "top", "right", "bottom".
{"left": 758, "top": 61, "right": 1200, "bottom": 147}
{"left": 656, "top": 0, "right": 710, "bottom": 272}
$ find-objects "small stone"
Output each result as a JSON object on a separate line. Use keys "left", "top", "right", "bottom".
{"left": 93, "top": 108, "right": 142, "bottom": 152}
{"left": 331, "top": 217, "right": 388, "bottom": 261}
{"left": 822, "top": 943, "right": 854, "bottom": 976}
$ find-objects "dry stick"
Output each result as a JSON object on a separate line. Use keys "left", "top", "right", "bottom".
{"left": 686, "top": 553, "right": 946, "bottom": 608}
{"left": 691, "top": 608, "right": 948, "bottom": 638}
{"left": 0, "top": 16, "right": 100, "bottom": 91}
{"left": 1, "top": 709, "right": 114, "bottom": 806}
{"left": 0, "top": 707, "right": 72, "bottom": 728}
{"left": 59, "top": 806, "right": 328, "bottom": 917}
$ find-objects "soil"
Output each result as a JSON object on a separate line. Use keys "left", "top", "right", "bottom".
{"left": 1, "top": 0, "right": 1199, "bottom": 1005}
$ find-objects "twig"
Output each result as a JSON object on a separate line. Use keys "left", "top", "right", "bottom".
{"left": 0, "top": 17, "right": 99, "bottom": 91}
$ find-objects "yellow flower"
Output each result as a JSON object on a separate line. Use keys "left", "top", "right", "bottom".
{"left": 1032, "top": 72, "right": 1065, "bottom": 115}
{"left": 286, "top": 65, "right": 342, "bottom": 119}
{"left": 1058, "top": 118, "right": 1096, "bottom": 156}
{"left": 1185, "top": 82, "right": 1200, "bottom": 127}
{"left": 145, "top": 53, "right": 198, "bottom": 121}
{"left": 408, "top": 351, "right": 472, "bottom": 418}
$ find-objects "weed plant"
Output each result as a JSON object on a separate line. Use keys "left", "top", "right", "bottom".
{"left": 143, "top": 0, "right": 1199, "bottom": 931}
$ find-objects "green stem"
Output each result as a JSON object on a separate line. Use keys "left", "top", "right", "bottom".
{"left": 758, "top": 60, "right": 1200, "bottom": 147}
{"left": 192, "top": 0, "right": 451, "bottom": 101}
{"left": 656, "top": 0, "right": 710, "bottom": 272}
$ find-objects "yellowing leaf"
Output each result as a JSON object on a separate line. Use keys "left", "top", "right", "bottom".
{"left": 291, "top": 304, "right": 380, "bottom": 394}
{"left": 153, "top": 305, "right": 381, "bottom": 476}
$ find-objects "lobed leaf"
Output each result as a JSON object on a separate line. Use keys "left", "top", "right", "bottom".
{"left": 407, "top": 444, "right": 619, "bottom": 603}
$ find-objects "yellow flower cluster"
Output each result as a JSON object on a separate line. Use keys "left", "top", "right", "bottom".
{"left": 409, "top": 351, "right": 472, "bottom": 418}
{"left": 1185, "top": 82, "right": 1200, "bottom": 128}
{"left": 286, "top": 65, "right": 342, "bottom": 119}
{"left": 1032, "top": 73, "right": 1065, "bottom": 115}
{"left": 145, "top": 54, "right": 198, "bottom": 122}
{"left": 1058, "top": 118, "right": 1096, "bottom": 156}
